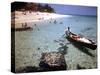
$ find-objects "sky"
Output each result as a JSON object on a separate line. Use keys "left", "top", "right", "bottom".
{"left": 47, "top": 4, "right": 97, "bottom": 16}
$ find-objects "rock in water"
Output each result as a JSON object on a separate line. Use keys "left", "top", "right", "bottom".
{"left": 39, "top": 52, "right": 67, "bottom": 71}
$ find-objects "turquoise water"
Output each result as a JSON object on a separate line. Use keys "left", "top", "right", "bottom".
{"left": 15, "top": 15, "right": 97, "bottom": 71}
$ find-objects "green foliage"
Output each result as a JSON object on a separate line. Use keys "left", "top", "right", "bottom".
{"left": 11, "top": 2, "right": 55, "bottom": 13}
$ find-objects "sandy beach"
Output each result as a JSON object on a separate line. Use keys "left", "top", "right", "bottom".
{"left": 11, "top": 11, "right": 71, "bottom": 28}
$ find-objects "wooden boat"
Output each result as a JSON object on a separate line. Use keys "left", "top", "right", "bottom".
{"left": 11, "top": 27, "right": 33, "bottom": 31}
{"left": 65, "top": 29, "right": 97, "bottom": 50}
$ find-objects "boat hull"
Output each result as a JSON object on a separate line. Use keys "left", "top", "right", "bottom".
{"left": 65, "top": 31, "right": 97, "bottom": 50}
{"left": 11, "top": 27, "right": 33, "bottom": 31}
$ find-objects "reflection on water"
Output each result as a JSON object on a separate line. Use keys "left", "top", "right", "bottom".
{"left": 15, "top": 15, "right": 97, "bottom": 71}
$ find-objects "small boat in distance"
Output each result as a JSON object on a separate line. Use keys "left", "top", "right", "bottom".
{"left": 11, "top": 27, "right": 33, "bottom": 31}
{"left": 65, "top": 27, "right": 97, "bottom": 50}
{"left": 11, "top": 23, "right": 33, "bottom": 31}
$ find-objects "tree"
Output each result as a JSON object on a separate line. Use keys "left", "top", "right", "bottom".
{"left": 11, "top": 2, "right": 55, "bottom": 13}
{"left": 26, "top": 3, "right": 38, "bottom": 11}
{"left": 11, "top": 2, "right": 27, "bottom": 12}
{"left": 43, "top": 4, "right": 55, "bottom": 13}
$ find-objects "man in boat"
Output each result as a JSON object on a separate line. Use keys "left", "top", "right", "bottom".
{"left": 68, "top": 27, "right": 70, "bottom": 32}
{"left": 66, "top": 27, "right": 75, "bottom": 35}
{"left": 65, "top": 27, "right": 70, "bottom": 36}
{"left": 67, "top": 27, "right": 92, "bottom": 43}
{"left": 65, "top": 27, "right": 80, "bottom": 40}
{"left": 65, "top": 27, "right": 97, "bottom": 50}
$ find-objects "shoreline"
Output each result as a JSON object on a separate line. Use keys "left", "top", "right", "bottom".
{"left": 11, "top": 11, "right": 72, "bottom": 29}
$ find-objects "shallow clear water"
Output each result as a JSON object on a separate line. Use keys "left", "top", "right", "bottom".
{"left": 15, "top": 15, "right": 97, "bottom": 71}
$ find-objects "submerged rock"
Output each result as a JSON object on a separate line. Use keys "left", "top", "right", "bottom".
{"left": 57, "top": 43, "right": 68, "bottom": 55}
{"left": 59, "top": 22, "right": 63, "bottom": 24}
{"left": 39, "top": 52, "right": 67, "bottom": 71}
{"left": 77, "top": 64, "right": 86, "bottom": 69}
{"left": 37, "top": 47, "right": 41, "bottom": 50}
{"left": 16, "top": 66, "right": 44, "bottom": 73}
{"left": 76, "top": 64, "right": 92, "bottom": 69}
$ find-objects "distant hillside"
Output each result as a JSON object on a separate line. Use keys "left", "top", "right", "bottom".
{"left": 11, "top": 2, "right": 55, "bottom": 13}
